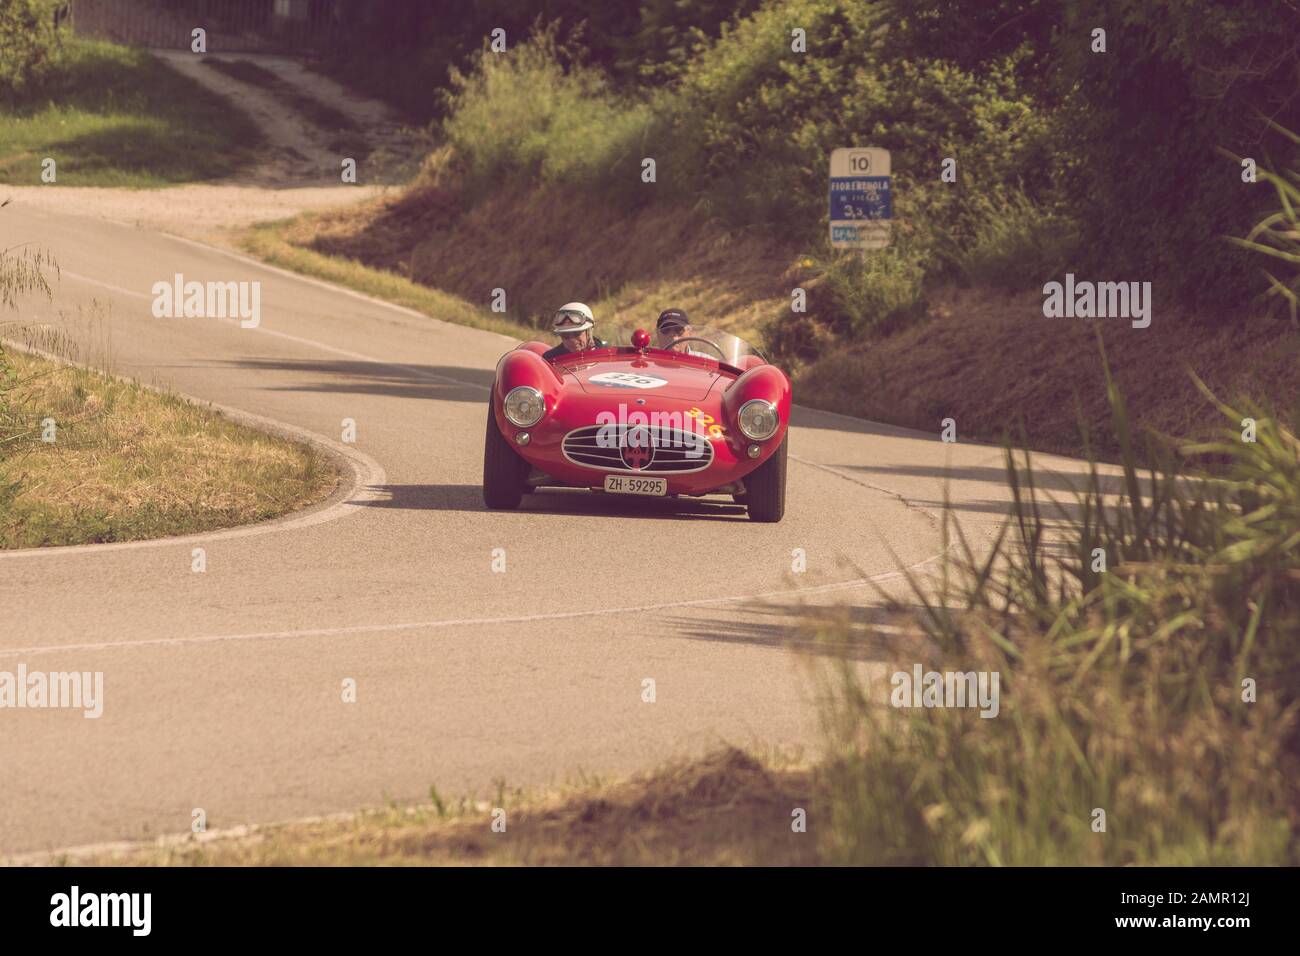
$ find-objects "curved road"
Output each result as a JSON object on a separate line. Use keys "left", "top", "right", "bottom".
{"left": 0, "top": 201, "right": 1086, "bottom": 857}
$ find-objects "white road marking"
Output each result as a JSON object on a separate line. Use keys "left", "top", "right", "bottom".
{"left": 161, "top": 229, "right": 517, "bottom": 343}
{"left": 58, "top": 268, "right": 490, "bottom": 391}
{"left": 0, "top": 553, "right": 945, "bottom": 660}
{"left": 0, "top": 340, "right": 388, "bottom": 560}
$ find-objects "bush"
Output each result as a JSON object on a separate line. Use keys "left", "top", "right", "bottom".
{"left": 0, "top": 0, "right": 64, "bottom": 101}
{"left": 1225, "top": 121, "right": 1300, "bottom": 325}
{"left": 1048, "top": 0, "right": 1300, "bottom": 312}
{"left": 820, "top": 358, "right": 1300, "bottom": 864}
{"left": 441, "top": 25, "right": 650, "bottom": 202}
{"left": 939, "top": 188, "right": 1080, "bottom": 290}
{"left": 436, "top": 0, "right": 1058, "bottom": 345}
{"left": 818, "top": 241, "right": 929, "bottom": 336}
{"left": 425, "top": 0, "right": 1295, "bottom": 348}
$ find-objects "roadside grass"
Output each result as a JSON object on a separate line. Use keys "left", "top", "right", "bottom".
{"left": 816, "top": 358, "right": 1300, "bottom": 865}
{"left": 0, "top": 345, "right": 337, "bottom": 548}
{"left": 255, "top": 177, "right": 792, "bottom": 344}
{"left": 200, "top": 57, "right": 370, "bottom": 159}
{"left": 793, "top": 286, "right": 1300, "bottom": 463}
{"left": 936, "top": 188, "right": 1080, "bottom": 292}
{"left": 0, "top": 39, "right": 262, "bottom": 187}
{"left": 41, "top": 748, "right": 823, "bottom": 866}
{"left": 240, "top": 218, "right": 531, "bottom": 340}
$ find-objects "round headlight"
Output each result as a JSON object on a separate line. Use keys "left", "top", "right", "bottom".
{"left": 504, "top": 386, "right": 545, "bottom": 427}
{"left": 737, "top": 399, "right": 779, "bottom": 441}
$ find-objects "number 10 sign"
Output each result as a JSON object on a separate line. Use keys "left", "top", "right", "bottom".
{"left": 829, "top": 148, "right": 891, "bottom": 250}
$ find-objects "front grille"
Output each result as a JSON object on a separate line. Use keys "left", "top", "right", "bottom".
{"left": 562, "top": 424, "right": 714, "bottom": 474}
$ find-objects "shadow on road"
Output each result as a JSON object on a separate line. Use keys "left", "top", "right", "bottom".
{"left": 352, "top": 484, "right": 751, "bottom": 521}
{"left": 845, "top": 461, "right": 1128, "bottom": 496}
{"left": 221, "top": 357, "right": 494, "bottom": 402}
{"left": 664, "top": 602, "right": 940, "bottom": 661}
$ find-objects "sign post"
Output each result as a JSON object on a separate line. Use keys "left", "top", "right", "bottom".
{"left": 829, "top": 148, "right": 892, "bottom": 250}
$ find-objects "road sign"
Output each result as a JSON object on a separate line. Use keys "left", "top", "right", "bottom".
{"left": 829, "top": 148, "right": 891, "bottom": 250}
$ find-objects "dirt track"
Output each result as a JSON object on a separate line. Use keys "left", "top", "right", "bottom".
{"left": 0, "top": 49, "right": 417, "bottom": 243}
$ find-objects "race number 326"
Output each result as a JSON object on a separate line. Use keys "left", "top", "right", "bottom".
{"left": 686, "top": 407, "right": 725, "bottom": 439}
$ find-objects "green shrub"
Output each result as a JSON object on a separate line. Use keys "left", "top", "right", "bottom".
{"left": 427, "top": 1, "right": 1061, "bottom": 349}
{"left": 428, "top": 0, "right": 1293, "bottom": 346}
{"left": 1224, "top": 121, "right": 1300, "bottom": 325}
{"left": 819, "top": 355, "right": 1300, "bottom": 864}
{"left": 442, "top": 26, "right": 650, "bottom": 201}
{"left": 0, "top": 0, "right": 63, "bottom": 101}
{"left": 1046, "top": 0, "right": 1299, "bottom": 312}
{"left": 940, "top": 188, "right": 1080, "bottom": 290}
{"left": 819, "top": 240, "right": 929, "bottom": 335}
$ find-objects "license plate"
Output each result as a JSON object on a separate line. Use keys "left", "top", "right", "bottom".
{"left": 604, "top": 475, "right": 667, "bottom": 496}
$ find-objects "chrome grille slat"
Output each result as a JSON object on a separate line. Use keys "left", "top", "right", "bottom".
{"left": 561, "top": 424, "right": 714, "bottom": 475}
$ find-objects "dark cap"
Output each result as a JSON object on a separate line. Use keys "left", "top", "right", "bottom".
{"left": 657, "top": 308, "right": 689, "bottom": 329}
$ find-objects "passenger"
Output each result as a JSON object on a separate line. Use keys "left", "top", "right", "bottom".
{"left": 655, "top": 308, "right": 710, "bottom": 357}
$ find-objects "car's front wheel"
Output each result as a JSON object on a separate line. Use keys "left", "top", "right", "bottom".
{"left": 483, "top": 404, "right": 526, "bottom": 509}
{"left": 744, "top": 435, "right": 787, "bottom": 522}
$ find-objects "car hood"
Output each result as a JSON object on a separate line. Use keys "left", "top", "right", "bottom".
{"left": 565, "top": 357, "right": 725, "bottom": 402}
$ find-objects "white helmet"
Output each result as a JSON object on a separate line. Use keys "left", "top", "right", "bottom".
{"left": 552, "top": 302, "right": 594, "bottom": 333}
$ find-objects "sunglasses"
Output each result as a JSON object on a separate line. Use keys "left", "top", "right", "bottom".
{"left": 558, "top": 330, "right": 585, "bottom": 338}
{"left": 658, "top": 324, "right": 685, "bottom": 336}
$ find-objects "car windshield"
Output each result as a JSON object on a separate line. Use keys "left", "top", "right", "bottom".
{"left": 604, "top": 325, "right": 764, "bottom": 365}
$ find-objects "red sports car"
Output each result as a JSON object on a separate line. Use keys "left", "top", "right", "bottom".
{"left": 483, "top": 327, "right": 791, "bottom": 521}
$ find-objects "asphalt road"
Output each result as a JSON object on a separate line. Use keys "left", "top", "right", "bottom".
{"left": 0, "top": 200, "right": 1090, "bottom": 857}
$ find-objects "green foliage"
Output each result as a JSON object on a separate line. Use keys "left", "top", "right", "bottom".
{"left": 819, "top": 241, "right": 929, "bottom": 335}
{"left": 439, "top": 0, "right": 1056, "bottom": 227}
{"left": 612, "top": 0, "right": 764, "bottom": 85}
{"left": 939, "top": 187, "right": 1079, "bottom": 290}
{"left": 876, "top": 0, "right": 1300, "bottom": 311}
{"left": 873, "top": 0, "right": 1060, "bottom": 81}
{"left": 0, "top": 39, "right": 264, "bottom": 186}
{"left": 418, "top": 0, "right": 1298, "bottom": 335}
{"left": 821, "top": 353, "right": 1300, "bottom": 864}
{"left": 441, "top": 25, "right": 651, "bottom": 202}
{"left": 0, "top": 0, "right": 63, "bottom": 102}
{"left": 1224, "top": 121, "right": 1300, "bottom": 325}
{"left": 1046, "top": 0, "right": 1300, "bottom": 310}
{"left": 656, "top": 1, "right": 1054, "bottom": 236}
{"left": 314, "top": 0, "right": 755, "bottom": 122}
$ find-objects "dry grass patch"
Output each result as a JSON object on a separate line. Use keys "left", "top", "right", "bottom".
{"left": 278, "top": 176, "right": 795, "bottom": 343}
{"left": 0, "top": 349, "right": 337, "bottom": 548}
{"left": 240, "top": 219, "right": 526, "bottom": 340}
{"left": 51, "top": 749, "right": 825, "bottom": 866}
{"left": 795, "top": 287, "right": 1300, "bottom": 460}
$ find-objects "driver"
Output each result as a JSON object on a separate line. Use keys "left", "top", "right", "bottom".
{"left": 655, "top": 308, "right": 709, "bottom": 356}
{"left": 543, "top": 302, "right": 605, "bottom": 361}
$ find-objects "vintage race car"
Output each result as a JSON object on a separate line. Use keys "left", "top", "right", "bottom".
{"left": 483, "top": 327, "right": 791, "bottom": 521}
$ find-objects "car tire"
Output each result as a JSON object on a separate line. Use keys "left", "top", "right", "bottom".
{"left": 483, "top": 403, "right": 525, "bottom": 509}
{"left": 745, "top": 434, "right": 787, "bottom": 522}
